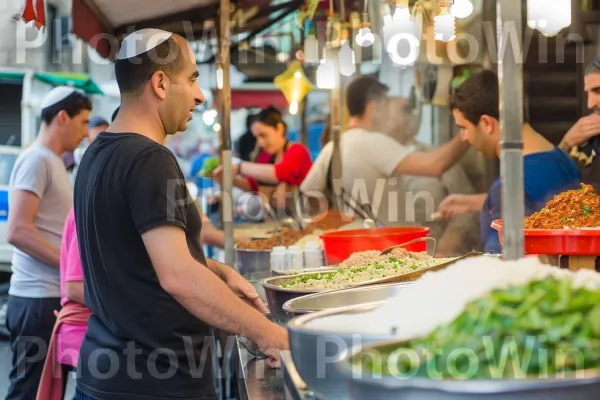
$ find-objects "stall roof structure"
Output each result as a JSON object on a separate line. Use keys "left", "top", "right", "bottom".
{"left": 71, "top": 0, "right": 304, "bottom": 59}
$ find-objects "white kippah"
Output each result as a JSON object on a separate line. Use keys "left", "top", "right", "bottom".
{"left": 117, "top": 28, "right": 173, "bottom": 60}
{"left": 40, "top": 86, "right": 81, "bottom": 109}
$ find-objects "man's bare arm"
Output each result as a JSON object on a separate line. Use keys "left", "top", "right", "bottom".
{"left": 142, "top": 225, "right": 287, "bottom": 350}
{"left": 395, "top": 136, "right": 469, "bottom": 176}
{"left": 7, "top": 190, "right": 60, "bottom": 268}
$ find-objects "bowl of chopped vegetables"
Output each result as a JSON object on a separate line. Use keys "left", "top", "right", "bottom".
{"left": 338, "top": 276, "right": 600, "bottom": 400}
{"left": 261, "top": 254, "right": 463, "bottom": 325}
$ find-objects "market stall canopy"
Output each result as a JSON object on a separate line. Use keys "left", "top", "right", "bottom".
{"left": 71, "top": 0, "right": 304, "bottom": 60}
{"left": 0, "top": 71, "right": 103, "bottom": 94}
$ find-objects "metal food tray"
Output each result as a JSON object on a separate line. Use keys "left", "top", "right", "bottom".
{"left": 287, "top": 303, "right": 397, "bottom": 400}
{"left": 282, "top": 281, "right": 413, "bottom": 319}
{"left": 261, "top": 252, "right": 479, "bottom": 324}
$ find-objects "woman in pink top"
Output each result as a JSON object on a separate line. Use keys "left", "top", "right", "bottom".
{"left": 36, "top": 208, "right": 92, "bottom": 400}
{"left": 56, "top": 208, "right": 89, "bottom": 368}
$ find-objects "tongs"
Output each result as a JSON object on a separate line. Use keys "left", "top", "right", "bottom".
{"left": 380, "top": 237, "right": 437, "bottom": 257}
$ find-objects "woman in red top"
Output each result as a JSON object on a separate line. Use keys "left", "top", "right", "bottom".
{"left": 214, "top": 106, "right": 313, "bottom": 196}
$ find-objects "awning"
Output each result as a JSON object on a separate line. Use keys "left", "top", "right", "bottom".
{"left": 0, "top": 72, "right": 26, "bottom": 83}
{"left": 0, "top": 71, "right": 103, "bottom": 94}
{"left": 34, "top": 72, "right": 103, "bottom": 94}
{"left": 71, "top": 0, "right": 303, "bottom": 60}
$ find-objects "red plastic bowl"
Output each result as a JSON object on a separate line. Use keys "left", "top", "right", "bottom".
{"left": 319, "top": 227, "right": 430, "bottom": 265}
{"left": 491, "top": 220, "right": 600, "bottom": 255}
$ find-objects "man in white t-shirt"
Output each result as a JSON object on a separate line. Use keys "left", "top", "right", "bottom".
{"left": 6, "top": 87, "right": 91, "bottom": 400}
{"left": 301, "top": 76, "right": 470, "bottom": 227}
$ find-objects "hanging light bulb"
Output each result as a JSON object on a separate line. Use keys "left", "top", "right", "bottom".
{"left": 356, "top": 27, "right": 375, "bottom": 47}
{"left": 356, "top": 11, "right": 375, "bottom": 47}
{"left": 339, "top": 30, "right": 356, "bottom": 77}
{"left": 527, "top": 0, "right": 571, "bottom": 37}
{"left": 450, "top": 0, "right": 473, "bottom": 19}
{"left": 213, "top": 123, "right": 221, "bottom": 132}
{"left": 289, "top": 101, "right": 299, "bottom": 115}
{"left": 382, "top": 0, "right": 421, "bottom": 67}
{"left": 304, "top": 24, "right": 319, "bottom": 63}
{"left": 435, "top": 2, "right": 456, "bottom": 42}
{"left": 316, "top": 56, "right": 336, "bottom": 89}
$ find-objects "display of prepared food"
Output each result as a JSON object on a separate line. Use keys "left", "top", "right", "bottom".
{"left": 236, "top": 210, "right": 356, "bottom": 251}
{"left": 236, "top": 228, "right": 306, "bottom": 250}
{"left": 280, "top": 253, "right": 455, "bottom": 290}
{"left": 524, "top": 183, "right": 600, "bottom": 229}
{"left": 338, "top": 248, "right": 433, "bottom": 269}
{"left": 355, "top": 276, "right": 600, "bottom": 379}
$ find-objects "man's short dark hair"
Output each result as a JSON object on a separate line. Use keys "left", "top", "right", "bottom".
{"left": 115, "top": 36, "right": 185, "bottom": 96}
{"left": 585, "top": 60, "right": 600, "bottom": 76}
{"left": 449, "top": 70, "right": 500, "bottom": 126}
{"left": 345, "top": 76, "right": 389, "bottom": 117}
{"left": 111, "top": 106, "right": 120, "bottom": 122}
{"left": 40, "top": 92, "right": 92, "bottom": 125}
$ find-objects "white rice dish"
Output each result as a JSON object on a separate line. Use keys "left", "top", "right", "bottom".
{"left": 281, "top": 256, "right": 455, "bottom": 290}
{"left": 307, "top": 256, "right": 600, "bottom": 338}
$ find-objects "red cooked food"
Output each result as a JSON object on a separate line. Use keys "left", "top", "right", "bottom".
{"left": 524, "top": 184, "right": 600, "bottom": 229}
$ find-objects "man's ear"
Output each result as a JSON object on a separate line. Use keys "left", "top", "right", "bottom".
{"left": 56, "top": 110, "right": 69, "bottom": 125}
{"left": 479, "top": 115, "right": 496, "bottom": 135}
{"left": 150, "top": 71, "right": 169, "bottom": 100}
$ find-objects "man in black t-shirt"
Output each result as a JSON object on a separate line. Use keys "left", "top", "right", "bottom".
{"left": 73, "top": 29, "right": 288, "bottom": 400}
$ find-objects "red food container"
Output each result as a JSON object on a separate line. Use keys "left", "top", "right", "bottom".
{"left": 491, "top": 220, "right": 600, "bottom": 255}
{"left": 319, "top": 227, "right": 430, "bottom": 265}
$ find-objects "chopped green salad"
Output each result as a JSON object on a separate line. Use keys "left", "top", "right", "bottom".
{"left": 281, "top": 257, "right": 453, "bottom": 290}
{"left": 356, "top": 277, "right": 600, "bottom": 379}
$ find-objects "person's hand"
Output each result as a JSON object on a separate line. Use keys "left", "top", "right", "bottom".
{"left": 437, "top": 194, "right": 477, "bottom": 220}
{"left": 562, "top": 114, "right": 600, "bottom": 148}
{"left": 224, "top": 269, "right": 268, "bottom": 313}
{"left": 256, "top": 324, "right": 289, "bottom": 368}
{"left": 211, "top": 165, "right": 223, "bottom": 183}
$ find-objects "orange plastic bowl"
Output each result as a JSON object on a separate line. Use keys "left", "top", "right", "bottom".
{"left": 319, "top": 227, "right": 430, "bottom": 265}
{"left": 491, "top": 220, "right": 600, "bottom": 255}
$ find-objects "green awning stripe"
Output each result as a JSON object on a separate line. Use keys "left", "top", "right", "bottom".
{"left": 0, "top": 72, "right": 26, "bottom": 83}
{"left": 0, "top": 71, "right": 103, "bottom": 95}
{"left": 34, "top": 72, "right": 104, "bottom": 95}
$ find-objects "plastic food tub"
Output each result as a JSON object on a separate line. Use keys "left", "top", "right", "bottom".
{"left": 319, "top": 227, "right": 430, "bottom": 265}
{"left": 491, "top": 220, "right": 600, "bottom": 255}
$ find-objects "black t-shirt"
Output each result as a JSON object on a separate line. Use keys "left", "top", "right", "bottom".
{"left": 74, "top": 132, "right": 215, "bottom": 400}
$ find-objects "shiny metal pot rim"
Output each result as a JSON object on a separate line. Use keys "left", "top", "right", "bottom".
{"left": 282, "top": 282, "right": 412, "bottom": 314}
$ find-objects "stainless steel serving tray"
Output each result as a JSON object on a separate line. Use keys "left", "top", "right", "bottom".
{"left": 338, "top": 338, "right": 600, "bottom": 400}
{"left": 282, "top": 282, "right": 412, "bottom": 319}
{"left": 287, "top": 303, "right": 397, "bottom": 400}
{"left": 261, "top": 253, "right": 475, "bottom": 324}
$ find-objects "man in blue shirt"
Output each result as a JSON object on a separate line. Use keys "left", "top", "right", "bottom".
{"left": 438, "top": 70, "right": 581, "bottom": 253}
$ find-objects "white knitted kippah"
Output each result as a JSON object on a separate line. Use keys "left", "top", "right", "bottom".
{"left": 117, "top": 28, "right": 173, "bottom": 60}
{"left": 40, "top": 86, "right": 81, "bottom": 109}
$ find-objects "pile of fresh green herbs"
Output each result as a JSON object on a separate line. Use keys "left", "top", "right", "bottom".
{"left": 357, "top": 277, "right": 600, "bottom": 379}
